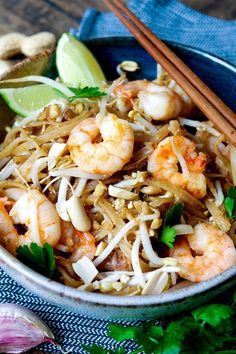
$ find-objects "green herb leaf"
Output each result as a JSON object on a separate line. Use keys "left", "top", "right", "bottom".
{"left": 109, "top": 324, "right": 137, "bottom": 341}
{"left": 17, "top": 242, "right": 56, "bottom": 278}
{"left": 83, "top": 344, "right": 126, "bottom": 354}
{"left": 160, "top": 226, "right": 177, "bottom": 248}
{"left": 227, "top": 186, "right": 236, "bottom": 199}
{"left": 224, "top": 197, "right": 234, "bottom": 220}
{"left": 192, "top": 304, "right": 234, "bottom": 328}
{"left": 68, "top": 86, "right": 107, "bottom": 101}
{"left": 83, "top": 344, "right": 108, "bottom": 354}
{"left": 224, "top": 187, "right": 236, "bottom": 220}
{"left": 87, "top": 293, "right": 236, "bottom": 354}
{"left": 159, "top": 203, "right": 184, "bottom": 248}
{"left": 165, "top": 203, "right": 184, "bottom": 226}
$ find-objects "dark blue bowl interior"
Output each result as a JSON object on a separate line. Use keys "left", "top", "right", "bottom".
{"left": 85, "top": 37, "right": 236, "bottom": 112}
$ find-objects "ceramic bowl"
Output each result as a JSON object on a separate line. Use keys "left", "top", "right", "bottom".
{"left": 0, "top": 38, "right": 236, "bottom": 320}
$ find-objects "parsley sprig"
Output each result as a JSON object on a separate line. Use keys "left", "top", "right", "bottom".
{"left": 224, "top": 186, "right": 236, "bottom": 221}
{"left": 84, "top": 293, "right": 236, "bottom": 354}
{"left": 17, "top": 242, "right": 56, "bottom": 278}
{"left": 160, "top": 203, "right": 184, "bottom": 248}
{"left": 55, "top": 86, "right": 107, "bottom": 102}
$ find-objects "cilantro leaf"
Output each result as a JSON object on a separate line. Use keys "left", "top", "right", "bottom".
{"left": 17, "top": 242, "right": 56, "bottom": 278}
{"left": 225, "top": 197, "right": 235, "bottom": 220}
{"left": 68, "top": 86, "right": 107, "bottom": 102}
{"left": 53, "top": 86, "right": 107, "bottom": 102}
{"left": 83, "top": 345, "right": 126, "bottom": 354}
{"left": 159, "top": 203, "right": 184, "bottom": 248}
{"left": 83, "top": 344, "right": 108, "bottom": 354}
{"left": 160, "top": 226, "right": 176, "bottom": 248}
{"left": 227, "top": 186, "right": 236, "bottom": 199}
{"left": 165, "top": 203, "right": 184, "bottom": 226}
{"left": 86, "top": 293, "right": 236, "bottom": 354}
{"left": 224, "top": 187, "right": 236, "bottom": 220}
{"left": 109, "top": 324, "right": 137, "bottom": 341}
{"left": 192, "top": 304, "right": 235, "bottom": 328}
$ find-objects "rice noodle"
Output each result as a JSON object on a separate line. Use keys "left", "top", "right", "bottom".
{"left": 131, "top": 234, "right": 145, "bottom": 288}
{"left": 128, "top": 266, "right": 180, "bottom": 287}
{"left": 129, "top": 123, "right": 146, "bottom": 132}
{"left": 30, "top": 199, "right": 42, "bottom": 245}
{"left": 173, "top": 224, "right": 193, "bottom": 235}
{"left": 142, "top": 271, "right": 168, "bottom": 295}
{"left": 93, "top": 219, "right": 137, "bottom": 266}
{"left": 148, "top": 178, "right": 205, "bottom": 213}
{"left": 214, "top": 180, "right": 224, "bottom": 206}
{"left": 139, "top": 221, "right": 164, "bottom": 266}
{"left": 0, "top": 137, "right": 26, "bottom": 160}
{"left": 50, "top": 168, "right": 106, "bottom": 180}
{"left": 42, "top": 176, "right": 61, "bottom": 193}
{"left": 171, "top": 138, "right": 190, "bottom": 177}
{"left": 31, "top": 157, "right": 48, "bottom": 186}
{"left": 0, "top": 159, "right": 17, "bottom": 181}
{"left": 205, "top": 199, "right": 231, "bottom": 233}
{"left": 114, "top": 171, "right": 146, "bottom": 189}
{"left": 134, "top": 114, "right": 158, "bottom": 134}
{"left": 0, "top": 157, "right": 10, "bottom": 170}
{"left": 179, "top": 118, "right": 221, "bottom": 137}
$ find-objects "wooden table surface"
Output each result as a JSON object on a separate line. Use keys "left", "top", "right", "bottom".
{"left": 0, "top": 0, "right": 235, "bottom": 37}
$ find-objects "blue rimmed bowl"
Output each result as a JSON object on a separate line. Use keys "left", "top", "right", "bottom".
{"left": 0, "top": 38, "right": 235, "bottom": 319}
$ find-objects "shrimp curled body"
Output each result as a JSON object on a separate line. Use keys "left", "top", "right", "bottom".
{"left": 67, "top": 113, "right": 134, "bottom": 175}
{"left": 114, "top": 80, "right": 184, "bottom": 121}
{"left": 9, "top": 189, "right": 61, "bottom": 248}
{"left": 170, "top": 223, "right": 236, "bottom": 282}
{"left": 59, "top": 221, "right": 96, "bottom": 262}
{"left": 0, "top": 201, "right": 18, "bottom": 255}
{"left": 148, "top": 135, "right": 207, "bottom": 199}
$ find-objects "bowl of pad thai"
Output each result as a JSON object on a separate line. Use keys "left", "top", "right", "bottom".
{"left": 0, "top": 34, "right": 235, "bottom": 319}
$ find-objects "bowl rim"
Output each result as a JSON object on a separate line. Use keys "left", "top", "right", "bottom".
{"left": 0, "top": 39, "right": 236, "bottom": 308}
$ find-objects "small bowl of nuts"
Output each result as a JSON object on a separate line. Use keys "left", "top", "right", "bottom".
{"left": 0, "top": 31, "right": 56, "bottom": 77}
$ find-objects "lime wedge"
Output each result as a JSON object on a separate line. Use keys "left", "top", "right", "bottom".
{"left": 56, "top": 33, "right": 106, "bottom": 88}
{"left": 0, "top": 85, "right": 63, "bottom": 117}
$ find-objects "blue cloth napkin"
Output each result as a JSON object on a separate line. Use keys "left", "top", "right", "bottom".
{"left": 1, "top": 1, "right": 236, "bottom": 353}
{"left": 72, "top": 0, "right": 236, "bottom": 66}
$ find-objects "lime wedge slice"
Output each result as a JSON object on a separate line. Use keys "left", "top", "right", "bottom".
{"left": 56, "top": 33, "right": 106, "bottom": 88}
{"left": 0, "top": 84, "right": 63, "bottom": 117}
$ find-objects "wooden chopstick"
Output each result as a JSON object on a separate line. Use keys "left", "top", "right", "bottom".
{"left": 113, "top": 0, "right": 236, "bottom": 130}
{"left": 102, "top": 0, "right": 236, "bottom": 147}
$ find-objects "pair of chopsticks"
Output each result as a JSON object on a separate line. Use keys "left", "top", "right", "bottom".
{"left": 102, "top": 0, "right": 236, "bottom": 146}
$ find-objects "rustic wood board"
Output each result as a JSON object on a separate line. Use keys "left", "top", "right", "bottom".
{"left": 0, "top": 0, "right": 235, "bottom": 37}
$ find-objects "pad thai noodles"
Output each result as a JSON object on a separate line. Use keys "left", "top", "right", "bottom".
{"left": 0, "top": 56, "right": 236, "bottom": 296}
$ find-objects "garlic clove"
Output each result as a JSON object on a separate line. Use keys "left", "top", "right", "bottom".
{"left": 0, "top": 304, "right": 55, "bottom": 353}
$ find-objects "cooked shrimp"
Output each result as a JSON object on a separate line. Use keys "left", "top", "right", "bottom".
{"left": 70, "top": 230, "right": 96, "bottom": 263}
{"left": 60, "top": 221, "right": 96, "bottom": 262}
{"left": 148, "top": 135, "right": 207, "bottom": 199}
{"left": 170, "top": 223, "right": 236, "bottom": 282}
{"left": 114, "top": 80, "right": 183, "bottom": 120}
{"left": 9, "top": 189, "right": 61, "bottom": 247}
{"left": 197, "top": 130, "right": 230, "bottom": 160}
{"left": 67, "top": 113, "right": 134, "bottom": 175}
{"left": 0, "top": 201, "right": 19, "bottom": 255}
